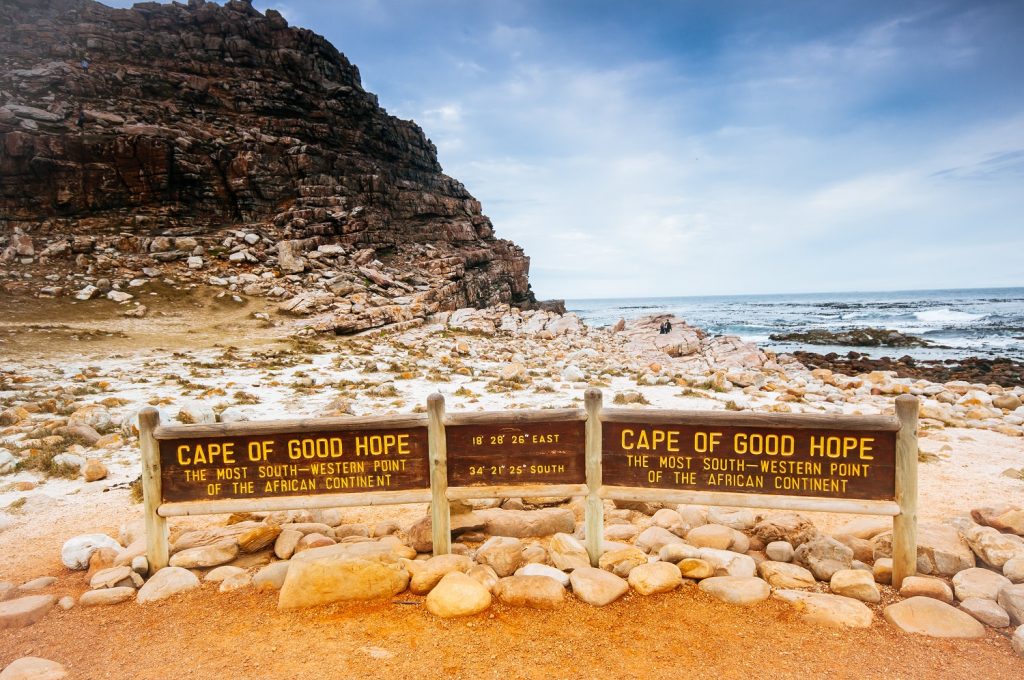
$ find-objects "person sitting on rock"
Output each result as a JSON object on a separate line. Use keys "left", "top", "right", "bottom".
{"left": 658, "top": 321, "right": 668, "bottom": 334}
{"left": 80, "top": 57, "right": 89, "bottom": 72}
{"left": 664, "top": 320, "right": 672, "bottom": 334}
{"left": 76, "top": 108, "right": 85, "bottom": 128}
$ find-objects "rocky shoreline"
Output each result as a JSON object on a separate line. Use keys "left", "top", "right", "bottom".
{"left": 795, "top": 351, "right": 1024, "bottom": 389}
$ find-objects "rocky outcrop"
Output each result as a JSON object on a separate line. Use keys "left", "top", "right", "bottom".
{"left": 0, "top": 0, "right": 533, "bottom": 332}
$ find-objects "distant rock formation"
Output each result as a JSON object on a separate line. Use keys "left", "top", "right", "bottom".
{"left": 0, "top": 0, "right": 534, "bottom": 332}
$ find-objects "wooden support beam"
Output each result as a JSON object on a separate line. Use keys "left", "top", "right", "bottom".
{"left": 139, "top": 407, "right": 169, "bottom": 570}
{"left": 585, "top": 388, "right": 604, "bottom": 566}
{"left": 427, "top": 393, "right": 451, "bottom": 556}
{"left": 446, "top": 483, "right": 588, "bottom": 501}
{"left": 892, "top": 394, "right": 919, "bottom": 589}
{"left": 598, "top": 485, "right": 900, "bottom": 516}
{"left": 158, "top": 488, "right": 432, "bottom": 517}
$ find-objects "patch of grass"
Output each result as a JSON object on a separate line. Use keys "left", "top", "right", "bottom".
{"left": 233, "top": 390, "right": 260, "bottom": 404}
{"left": 129, "top": 476, "right": 144, "bottom": 503}
{"left": 453, "top": 386, "right": 477, "bottom": 397}
{"left": 612, "top": 391, "right": 650, "bottom": 405}
{"left": 724, "top": 400, "right": 743, "bottom": 411}
{"left": 16, "top": 436, "right": 79, "bottom": 478}
{"left": 6, "top": 496, "right": 27, "bottom": 512}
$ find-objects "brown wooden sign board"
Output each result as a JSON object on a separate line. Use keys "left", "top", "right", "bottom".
{"left": 159, "top": 426, "right": 429, "bottom": 503}
{"left": 602, "top": 421, "right": 896, "bottom": 501}
{"left": 446, "top": 420, "right": 586, "bottom": 487}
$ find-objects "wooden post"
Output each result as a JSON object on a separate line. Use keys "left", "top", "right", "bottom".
{"left": 892, "top": 395, "right": 919, "bottom": 589}
{"left": 584, "top": 388, "right": 604, "bottom": 566}
{"left": 427, "top": 393, "right": 451, "bottom": 556}
{"left": 138, "top": 407, "right": 169, "bottom": 571}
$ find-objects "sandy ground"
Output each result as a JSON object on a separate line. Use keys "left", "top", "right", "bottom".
{"left": 2, "top": 292, "right": 1023, "bottom": 677}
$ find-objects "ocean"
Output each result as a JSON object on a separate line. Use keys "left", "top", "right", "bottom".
{"left": 566, "top": 287, "right": 1024, "bottom": 363}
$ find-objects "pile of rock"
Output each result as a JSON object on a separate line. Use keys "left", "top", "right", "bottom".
{"left": 42, "top": 501, "right": 1024, "bottom": 656}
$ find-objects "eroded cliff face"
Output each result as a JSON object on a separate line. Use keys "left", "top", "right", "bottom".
{"left": 0, "top": 0, "right": 534, "bottom": 332}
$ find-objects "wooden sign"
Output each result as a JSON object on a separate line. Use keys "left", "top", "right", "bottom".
{"left": 158, "top": 425, "right": 429, "bottom": 503}
{"left": 602, "top": 421, "right": 896, "bottom": 501}
{"left": 446, "top": 420, "right": 585, "bottom": 487}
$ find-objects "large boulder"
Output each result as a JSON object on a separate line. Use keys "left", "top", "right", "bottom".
{"left": 136, "top": 567, "right": 200, "bottom": 604}
{"left": 829, "top": 569, "right": 880, "bottom": 603}
{"left": 475, "top": 536, "right": 525, "bottom": 577}
{"left": 0, "top": 595, "right": 56, "bottom": 628}
{"left": 61, "top": 534, "right": 122, "bottom": 570}
{"left": 959, "top": 598, "right": 1010, "bottom": 628}
{"left": 900, "top": 576, "right": 954, "bottom": 604}
{"left": 998, "top": 583, "right": 1024, "bottom": 625}
{"left": 698, "top": 576, "right": 770, "bottom": 605}
{"left": 957, "top": 522, "right": 1024, "bottom": 569}
{"left": 598, "top": 547, "right": 648, "bottom": 578}
{"left": 752, "top": 513, "right": 819, "bottom": 547}
{"left": 548, "top": 533, "right": 590, "bottom": 571}
{"left": 872, "top": 524, "right": 974, "bottom": 576}
{"left": 685, "top": 524, "right": 734, "bottom": 550}
{"left": 570, "top": 567, "right": 629, "bottom": 606}
{"left": 493, "top": 575, "right": 565, "bottom": 609}
{"left": 278, "top": 542, "right": 410, "bottom": 610}
{"left": 952, "top": 567, "right": 1012, "bottom": 602}
{"left": 424, "top": 572, "right": 491, "bottom": 618}
{"left": 168, "top": 541, "right": 239, "bottom": 569}
{"left": 758, "top": 561, "right": 815, "bottom": 589}
{"left": 0, "top": 657, "right": 67, "bottom": 680}
{"left": 627, "top": 562, "right": 682, "bottom": 595}
{"left": 772, "top": 590, "right": 873, "bottom": 628}
{"left": 476, "top": 508, "right": 575, "bottom": 538}
{"left": 794, "top": 537, "right": 853, "bottom": 581}
{"left": 634, "top": 526, "right": 686, "bottom": 554}
{"left": 699, "top": 548, "right": 757, "bottom": 578}
{"left": 407, "top": 554, "right": 473, "bottom": 595}
{"left": 883, "top": 597, "right": 986, "bottom": 638}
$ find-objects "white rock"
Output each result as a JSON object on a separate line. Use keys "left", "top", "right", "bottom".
{"left": 61, "top": 534, "right": 122, "bottom": 570}
{"left": 0, "top": 449, "right": 16, "bottom": 474}
{"left": 959, "top": 597, "right": 1010, "bottom": 628}
{"left": 516, "top": 563, "right": 570, "bottom": 587}
{"left": 698, "top": 548, "right": 757, "bottom": 578}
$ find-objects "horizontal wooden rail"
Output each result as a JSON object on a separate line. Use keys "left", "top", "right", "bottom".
{"left": 598, "top": 485, "right": 901, "bottom": 516}
{"left": 601, "top": 407, "right": 900, "bottom": 431}
{"left": 445, "top": 408, "right": 586, "bottom": 426}
{"left": 446, "top": 483, "right": 589, "bottom": 501}
{"left": 153, "top": 413, "right": 428, "bottom": 440}
{"left": 158, "top": 488, "right": 432, "bottom": 517}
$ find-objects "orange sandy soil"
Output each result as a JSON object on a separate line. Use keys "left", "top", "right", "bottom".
{"left": 3, "top": 584, "right": 1022, "bottom": 680}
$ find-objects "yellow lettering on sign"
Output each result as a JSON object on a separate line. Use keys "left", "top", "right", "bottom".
{"left": 176, "top": 442, "right": 235, "bottom": 465}
{"left": 809, "top": 436, "right": 875, "bottom": 460}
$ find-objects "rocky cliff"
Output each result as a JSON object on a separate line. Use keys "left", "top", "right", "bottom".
{"left": 0, "top": 0, "right": 535, "bottom": 332}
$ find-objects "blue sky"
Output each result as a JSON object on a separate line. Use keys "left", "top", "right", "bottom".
{"left": 104, "top": 0, "right": 1024, "bottom": 299}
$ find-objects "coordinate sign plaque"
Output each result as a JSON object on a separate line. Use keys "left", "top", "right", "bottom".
{"left": 159, "top": 426, "right": 429, "bottom": 503}
{"left": 446, "top": 420, "right": 586, "bottom": 486}
{"left": 602, "top": 422, "right": 896, "bottom": 501}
